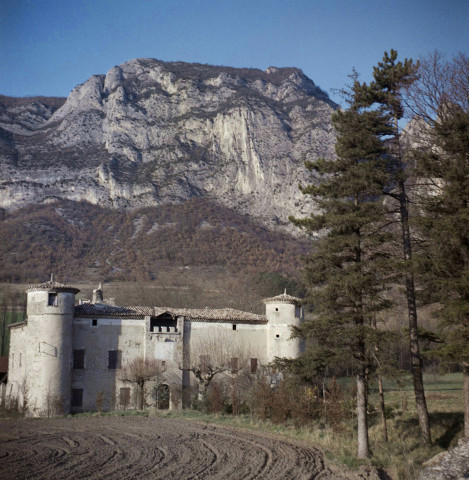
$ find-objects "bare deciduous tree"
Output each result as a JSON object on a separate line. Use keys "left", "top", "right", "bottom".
{"left": 119, "top": 357, "right": 166, "bottom": 410}
{"left": 185, "top": 333, "right": 252, "bottom": 406}
{"left": 405, "top": 51, "right": 469, "bottom": 126}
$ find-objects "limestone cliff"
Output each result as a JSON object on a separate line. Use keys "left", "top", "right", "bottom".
{"left": 0, "top": 59, "right": 336, "bottom": 232}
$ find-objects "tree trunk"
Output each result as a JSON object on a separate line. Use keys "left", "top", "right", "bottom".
{"left": 0, "top": 300, "right": 7, "bottom": 356}
{"left": 398, "top": 179, "right": 432, "bottom": 445}
{"left": 378, "top": 375, "right": 388, "bottom": 442}
{"left": 197, "top": 383, "right": 204, "bottom": 402}
{"left": 357, "top": 368, "right": 370, "bottom": 459}
{"left": 372, "top": 315, "right": 388, "bottom": 442}
{"left": 389, "top": 111, "right": 431, "bottom": 444}
{"left": 137, "top": 382, "right": 144, "bottom": 410}
{"left": 197, "top": 379, "right": 210, "bottom": 403}
{"left": 322, "top": 375, "right": 327, "bottom": 419}
{"left": 463, "top": 363, "right": 469, "bottom": 438}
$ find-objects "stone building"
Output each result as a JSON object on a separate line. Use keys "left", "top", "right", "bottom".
{"left": 7, "top": 278, "right": 304, "bottom": 416}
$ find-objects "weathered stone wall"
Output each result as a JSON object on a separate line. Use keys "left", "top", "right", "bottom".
{"left": 6, "top": 323, "right": 27, "bottom": 405}
{"left": 266, "top": 303, "right": 303, "bottom": 359}
{"left": 188, "top": 321, "right": 269, "bottom": 364}
{"left": 73, "top": 318, "right": 143, "bottom": 411}
{"left": 72, "top": 315, "right": 185, "bottom": 411}
{"left": 24, "top": 291, "right": 75, "bottom": 416}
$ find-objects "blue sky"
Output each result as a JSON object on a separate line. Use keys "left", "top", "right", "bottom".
{"left": 1, "top": 0, "right": 468, "bottom": 105}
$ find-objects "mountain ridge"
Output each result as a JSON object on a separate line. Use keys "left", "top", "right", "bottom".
{"left": 0, "top": 57, "right": 336, "bottom": 234}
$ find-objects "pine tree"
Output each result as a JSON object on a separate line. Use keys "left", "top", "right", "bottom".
{"left": 355, "top": 50, "right": 432, "bottom": 444}
{"left": 420, "top": 109, "right": 469, "bottom": 436}
{"left": 291, "top": 84, "right": 393, "bottom": 459}
{"left": 408, "top": 53, "right": 469, "bottom": 436}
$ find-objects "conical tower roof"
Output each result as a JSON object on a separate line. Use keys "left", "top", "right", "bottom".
{"left": 26, "top": 274, "right": 80, "bottom": 294}
{"left": 263, "top": 289, "right": 302, "bottom": 305}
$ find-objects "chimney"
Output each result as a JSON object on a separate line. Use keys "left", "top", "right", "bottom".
{"left": 92, "top": 282, "right": 104, "bottom": 304}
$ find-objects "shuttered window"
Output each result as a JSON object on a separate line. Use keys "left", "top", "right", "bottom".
{"left": 73, "top": 349, "right": 85, "bottom": 369}
{"left": 108, "top": 350, "right": 122, "bottom": 369}
{"left": 71, "top": 389, "right": 83, "bottom": 407}
{"left": 250, "top": 358, "right": 258, "bottom": 374}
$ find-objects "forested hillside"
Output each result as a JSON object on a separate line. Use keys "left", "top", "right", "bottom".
{"left": 0, "top": 198, "right": 308, "bottom": 283}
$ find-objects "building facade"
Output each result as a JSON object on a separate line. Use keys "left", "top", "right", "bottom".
{"left": 7, "top": 279, "right": 304, "bottom": 416}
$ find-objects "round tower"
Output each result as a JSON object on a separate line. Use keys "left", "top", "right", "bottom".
{"left": 25, "top": 275, "right": 79, "bottom": 416}
{"left": 264, "top": 290, "right": 304, "bottom": 361}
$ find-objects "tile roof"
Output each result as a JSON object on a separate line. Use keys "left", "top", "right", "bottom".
{"left": 74, "top": 304, "right": 267, "bottom": 324}
{"left": 75, "top": 304, "right": 153, "bottom": 317}
{"left": 26, "top": 278, "right": 80, "bottom": 294}
{"left": 263, "top": 290, "right": 302, "bottom": 305}
{"left": 172, "top": 307, "right": 267, "bottom": 323}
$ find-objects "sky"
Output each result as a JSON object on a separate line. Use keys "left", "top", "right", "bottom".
{"left": 1, "top": 0, "right": 468, "bottom": 105}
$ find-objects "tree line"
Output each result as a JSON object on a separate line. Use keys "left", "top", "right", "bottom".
{"left": 0, "top": 198, "right": 307, "bottom": 283}
{"left": 290, "top": 50, "right": 469, "bottom": 458}
{"left": 0, "top": 287, "right": 26, "bottom": 357}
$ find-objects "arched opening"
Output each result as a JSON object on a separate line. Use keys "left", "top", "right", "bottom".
{"left": 155, "top": 384, "right": 170, "bottom": 410}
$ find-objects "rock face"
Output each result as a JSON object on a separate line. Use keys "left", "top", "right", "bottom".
{"left": 0, "top": 59, "right": 336, "bottom": 232}
{"left": 419, "top": 438, "right": 469, "bottom": 479}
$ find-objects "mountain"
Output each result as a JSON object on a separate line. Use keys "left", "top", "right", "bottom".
{"left": 0, "top": 58, "right": 336, "bottom": 233}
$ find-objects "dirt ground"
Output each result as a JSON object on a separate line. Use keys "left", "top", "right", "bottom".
{"left": 0, "top": 415, "right": 382, "bottom": 480}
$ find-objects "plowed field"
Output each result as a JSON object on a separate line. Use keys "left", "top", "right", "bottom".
{"left": 0, "top": 416, "right": 364, "bottom": 479}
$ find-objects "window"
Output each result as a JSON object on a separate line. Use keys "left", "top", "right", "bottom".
{"left": 48, "top": 293, "right": 58, "bottom": 306}
{"left": 71, "top": 389, "right": 83, "bottom": 408}
{"left": 108, "top": 350, "right": 122, "bottom": 369}
{"left": 232, "top": 324, "right": 237, "bottom": 331}
{"left": 231, "top": 357, "right": 239, "bottom": 374}
{"left": 120, "top": 387, "right": 131, "bottom": 407}
{"left": 92, "top": 319, "right": 98, "bottom": 326}
{"left": 250, "top": 358, "right": 258, "bottom": 374}
{"left": 73, "top": 349, "right": 85, "bottom": 369}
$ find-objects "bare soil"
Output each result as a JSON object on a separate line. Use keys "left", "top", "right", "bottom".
{"left": 0, "top": 416, "right": 381, "bottom": 480}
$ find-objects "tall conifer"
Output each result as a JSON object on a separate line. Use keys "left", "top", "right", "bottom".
{"left": 291, "top": 82, "right": 393, "bottom": 459}
{"left": 408, "top": 53, "right": 469, "bottom": 436}
{"left": 355, "top": 50, "right": 432, "bottom": 444}
{"left": 418, "top": 109, "right": 469, "bottom": 436}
